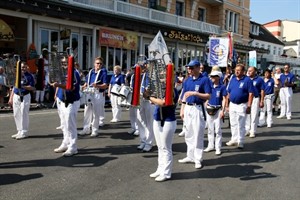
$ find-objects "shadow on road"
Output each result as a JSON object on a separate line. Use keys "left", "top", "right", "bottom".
{"left": 0, "top": 173, "right": 43, "bottom": 185}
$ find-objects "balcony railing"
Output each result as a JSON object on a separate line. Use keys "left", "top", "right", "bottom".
{"left": 65, "top": 0, "right": 220, "bottom": 35}
{"left": 263, "top": 54, "right": 300, "bottom": 65}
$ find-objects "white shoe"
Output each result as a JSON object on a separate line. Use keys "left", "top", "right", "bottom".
{"left": 267, "top": 124, "right": 272, "bottom": 128}
{"left": 277, "top": 115, "right": 285, "bottom": 119}
{"left": 56, "top": 126, "right": 62, "bottom": 130}
{"left": 149, "top": 171, "right": 160, "bottom": 178}
{"left": 287, "top": 117, "right": 291, "bottom": 120}
{"left": 237, "top": 143, "right": 244, "bottom": 149}
{"left": 195, "top": 163, "right": 202, "bottom": 169}
{"left": 204, "top": 147, "right": 214, "bottom": 152}
{"left": 63, "top": 149, "right": 78, "bottom": 157}
{"left": 110, "top": 119, "right": 118, "bottom": 123}
{"left": 178, "top": 131, "right": 185, "bottom": 137}
{"left": 99, "top": 122, "right": 104, "bottom": 127}
{"left": 215, "top": 149, "right": 222, "bottom": 155}
{"left": 11, "top": 132, "right": 20, "bottom": 139}
{"left": 54, "top": 146, "right": 68, "bottom": 153}
{"left": 133, "top": 130, "right": 139, "bottom": 136}
{"left": 226, "top": 141, "right": 238, "bottom": 146}
{"left": 249, "top": 133, "right": 256, "bottom": 138}
{"left": 155, "top": 175, "right": 170, "bottom": 182}
{"left": 143, "top": 145, "right": 152, "bottom": 152}
{"left": 90, "top": 131, "right": 99, "bottom": 137}
{"left": 137, "top": 143, "right": 145, "bottom": 150}
{"left": 16, "top": 134, "right": 28, "bottom": 140}
{"left": 178, "top": 157, "right": 194, "bottom": 163}
{"left": 127, "top": 129, "right": 136, "bottom": 135}
{"left": 78, "top": 129, "right": 90, "bottom": 135}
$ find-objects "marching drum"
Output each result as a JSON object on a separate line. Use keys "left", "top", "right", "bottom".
{"left": 111, "top": 84, "right": 121, "bottom": 96}
{"left": 119, "top": 89, "right": 132, "bottom": 107}
{"left": 119, "top": 86, "right": 131, "bottom": 98}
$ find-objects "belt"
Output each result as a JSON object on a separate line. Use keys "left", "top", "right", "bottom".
{"left": 183, "top": 102, "right": 201, "bottom": 106}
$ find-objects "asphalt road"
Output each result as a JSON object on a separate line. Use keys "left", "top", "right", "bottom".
{"left": 0, "top": 93, "right": 300, "bottom": 200}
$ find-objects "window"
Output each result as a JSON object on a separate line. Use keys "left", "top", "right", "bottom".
{"left": 278, "top": 48, "right": 281, "bottom": 55}
{"left": 225, "top": 10, "right": 239, "bottom": 33}
{"left": 148, "top": 0, "right": 157, "bottom": 9}
{"left": 198, "top": 8, "right": 206, "bottom": 22}
{"left": 261, "top": 44, "right": 265, "bottom": 49}
{"left": 250, "top": 24, "right": 259, "bottom": 35}
{"left": 273, "top": 46, "right": 277, "bottom": 55}
{"left": 176, "top": 1, "right": 184, "bottom": 16}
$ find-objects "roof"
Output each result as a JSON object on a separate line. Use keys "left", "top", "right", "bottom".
{"left": 250, "top": 21, "right": 284, "bottom": 46}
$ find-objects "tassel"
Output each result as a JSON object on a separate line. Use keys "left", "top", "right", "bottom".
{"left": 132, "top": 65, "right": 141, "bottom": 106}
{"left": 165, "top": 63, "right": 174, "bottom": 106}
{"left": 66, "top": 56, "right": 74, "bottom": 90}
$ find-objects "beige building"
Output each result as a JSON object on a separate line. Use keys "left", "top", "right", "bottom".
{"left": 0, "top": 0, "right": 259, "bottom": 72}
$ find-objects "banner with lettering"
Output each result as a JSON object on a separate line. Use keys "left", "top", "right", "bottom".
{"left": 99, "top": 29, "right": 138, "bottom": 50}
{"left": 208, "top": 38, "right": 229, "bottom": 67}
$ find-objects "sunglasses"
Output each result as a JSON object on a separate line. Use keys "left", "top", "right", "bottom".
{"left": 96, "top": 63, "right": 103, "bottom": 65}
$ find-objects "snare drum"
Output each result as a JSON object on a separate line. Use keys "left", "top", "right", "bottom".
{"left": 111, "top": 84, "right": 121, "bottom": 96}
{"left": 119, "top": 86, "right": 131, "bottom": 98}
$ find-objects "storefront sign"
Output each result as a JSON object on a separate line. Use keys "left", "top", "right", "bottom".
{"left": 0, "top": 19, "right": 14, "bottom": 42}
{"left": 99, "top": 29, "right": 138, "bottom": 50}
{"left": 165, "top": 31, "right": 203, "bottom": 43}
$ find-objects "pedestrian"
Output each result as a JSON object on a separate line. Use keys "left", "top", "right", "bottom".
{"left": 51, "top": 58, "right": 81, "bottom": 156}
{"left": 0, "top": 66, "right": 8, "bottom": 109}
{"left": 258, "top": 69, "right": 275, "bottom": 128}
{"left": 277, "top": 64, "right": 295, "bottom": 120}
{"left": 9, "top": 62, "right": 35, "bottom": 140}
{"left": 273, "top": 66, "right": 282, "bottom": 114}
{"left": 178, "top": 59, "right": 211, "bottom": 169}
{"left": 225, "top": 64, "right": 254, "bottom": 149}
{"left": 245, "top": 66, "right": 265, "bottom": 138}
{"left": 204, "top": 70, "right": 227, "bottom": 155}
{"left": 108, "top": 65, "right": 125, "bottom": 123}
{"left": 145, "top": 85, "right": 179, "bottom": 182}
{"left": 79, "top": 57, "right": 108, "bottom": 136}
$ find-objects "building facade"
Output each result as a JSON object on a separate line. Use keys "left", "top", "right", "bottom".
{"left": 1, "top": 0, "right": 260, "bottom": 73}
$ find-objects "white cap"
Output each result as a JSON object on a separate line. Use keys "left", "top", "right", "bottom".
{"left": 210, "top": 71, "right": 222, "bottom": 77}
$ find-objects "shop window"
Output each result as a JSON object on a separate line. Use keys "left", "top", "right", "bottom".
{"left": 148, "top": 0, "right": 157, "bottom": 9}
{"left": 40, "top": 29, "right": 58, "bottom": 53}
{"left": 108, "top": 47, "right": 114, "bottom": 71}
{"left": 122, "top": 49, "right": 127, "bottom": 71}
{"left": 101, "top": 46, "right": 107, "bottom": 67}
{"left": 131, "top": 50, "right": 136, "bottom": 67}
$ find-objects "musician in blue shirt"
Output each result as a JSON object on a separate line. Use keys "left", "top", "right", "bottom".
{"left": 9, "top": 62, "right": 35, "bottom": 140}
{"left": 145, "top": 87, "right": 179, "bottom": 182}
{"left": 204, "top": 70, "right": 227, "bottom": 155}
{"left": 245, "top": 67, "right": 265, "bottom": 138}
{"left": 258, "top": 69, "right": 275, "bottom": 128}
{"left": 278, "top": 64, "right": 295, "bottom": 120}
{"left": 79, "top": 57, "right": 108, "bottom": 137}
{"left": 108, "top": 65, "right": 125, "bottom": 123}
{"left": 51, "top": 60, "right": 81, "bottom": 157}
{"left": 178, "top": 59, "right": 211, "bottom": 169}
{"left": 226, "top": 64, "right": 254, "bottom": 149}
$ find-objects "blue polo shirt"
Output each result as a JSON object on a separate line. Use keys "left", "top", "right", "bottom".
{"left": 110, "top": 73, "right": 125, "bottom": 86}
{"left": 208, "top": 83, "right": 227, "bottom": 106}
{"left": 264, "top": 78, "right": 275, "bottom": 95}
{"left": 140, "top": 72, "right": 150, "bottom": 93}
{"left": 153, "top": 88, "right": 179, "bottom": 121}
{"left": 227, "top": 75, "right": 254, "bottom": 104}
{"left": 251, "top": 75, "right": 265, "bottom": 98}
{"left": 280, "top": 72, "right": 295, "bottom": 87}
{"left": 86, "top": 67, "right": 108, "bottom": 93}
{"left": 182, "top": 74, "right": 212, "bottom": 104}
{"left": 57, "top": 69, "right": 81, "bottom": 102}
{"left": 202, "top": 71, "right": 208, "bottom": 77}
{"left": 13, "top": 72, "right": 35, "bottom": 95}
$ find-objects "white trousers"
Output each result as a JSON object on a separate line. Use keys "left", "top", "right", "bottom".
{"left": 229, "top": 102, "right": 247, "bottom": 144}
{"left": 60, "top": 100, "right": 80, "bottom": 151}
{"left": 259, "top": 94, "right": 274, "bottom": 126}
{"left": 13, "top": 93, "right": 30, "bottom": 134}
{"left": 153, "top": 120, "right": 176, "bottom": 178}
{"left": 98, "top": 93, "right": 105, "bottom": 124}
{"left": 206, "top": 109, "right": 222, "bottom": 151}
{"left": 82, "top": 92, "right": 102, "bottom": 132}
{"left": 110, "top": 94, "right": 122, "bottom": 121}
{"left": 184, "top": 104, "right": 205, "bottom": 164}
{"left": 245, "top": 97, "right": 259, "bottom": 134}
{"left": 129, "top": 106, "right": 138, "bottom": 131}
{"left": 136, "top": 100, "right": 154, "bottom": 146}
{"left": 35, "top": 90, "right": 45, "bottom": 103}
{"left": 57, "top": 98, "right": 64, "bottom": 128}
{"left": 279, "top": 87, "right": 293, "bottom": 117}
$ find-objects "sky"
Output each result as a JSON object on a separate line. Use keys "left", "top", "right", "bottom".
{"left": 250, "top": 0, "right": 300, "bottom": 24}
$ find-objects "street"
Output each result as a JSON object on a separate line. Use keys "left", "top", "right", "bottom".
{"left": 0, "top": 93, "right": 300, "bottom": 200}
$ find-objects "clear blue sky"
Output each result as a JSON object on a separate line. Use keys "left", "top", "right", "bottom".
{"left": 250, "top": 0, "right": 300, "bottom": 24}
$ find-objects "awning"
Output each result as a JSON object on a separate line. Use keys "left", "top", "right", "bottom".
{"left": 0, "top": 19, "right": 14, "bottom": 42}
